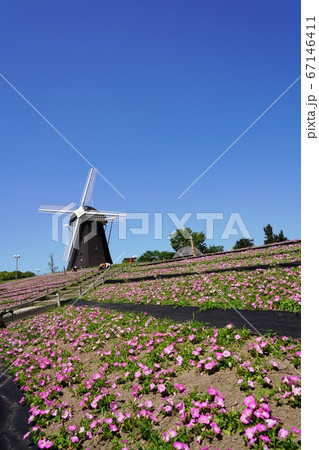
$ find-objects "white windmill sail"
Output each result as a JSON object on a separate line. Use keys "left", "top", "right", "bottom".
{"left": 39, "top": 205, "right": 76, "bottom": 214}
{"left": 83, "top": 210, "right": 126, "bottom": 222}
{"left": 66, "top": 218, "right": 81, "bottom": 262}
{"left": 62, "top": 224, "right": 72, "bottom": 261}
{"left": 80, "top": 168, "right": 97, "bottom": 207}
{"left": 62, "top": 241, "right": 70, "bottom": 261}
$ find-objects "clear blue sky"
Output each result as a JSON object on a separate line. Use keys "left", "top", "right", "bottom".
{"left": 0, "top": 0, "right": 300, "bottom": 273}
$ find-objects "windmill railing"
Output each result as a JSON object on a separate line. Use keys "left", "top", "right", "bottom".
{"left": 89, "top": 266, "right": 124, "bottom": 290}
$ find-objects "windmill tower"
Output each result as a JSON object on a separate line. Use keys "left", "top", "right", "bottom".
{"left": 39, "top": 168, "right": 125, "bottom": 270}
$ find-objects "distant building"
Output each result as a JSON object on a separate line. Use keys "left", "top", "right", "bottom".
{"left": 173, "top": 246, "right": 203, "bottom": 259}
{"left": 122, "top": 255, "right": 138, "bottom": 263}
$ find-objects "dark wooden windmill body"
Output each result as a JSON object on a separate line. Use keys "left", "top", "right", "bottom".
{"left": 67, "top": 207, "right": 113, "bottom": 270}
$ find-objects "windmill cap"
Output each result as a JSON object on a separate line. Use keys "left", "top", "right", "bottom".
{"left": 69, "top": 206, "right": 107, "bottom": 224}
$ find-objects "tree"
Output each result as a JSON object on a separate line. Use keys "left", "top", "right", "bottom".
{"left": 170, "top": 228, "right": 207, "bottom": 253}
{"left": 137, "top": 250, "right": 175, "bottom": 263}
{"left": 275, "top": 230, "right": 288, "bottom": 243}
{"left": 48, "top": 254, "right": 58, "bottom": 274}
{"left": 160, "top": 251, "right": 175, "bottom": 261}
{"left": 0, "top": 271, "right": 35, "bottom": 282}
{"left": 205, "top": 245, "right": 224, "bottom": 254}
{"left": 263, "top": 224, "right": 274, "bottom": 245}
{"left": 137, "top": 250, "right": 159, "bottom": 263}
{"left": 263, "top": 224, "right": 288, "bottom": 244}
{"left": 233, "top": 238, "right": 254, "bottom": 250}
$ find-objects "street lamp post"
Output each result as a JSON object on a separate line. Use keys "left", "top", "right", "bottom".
{"left": 13, "top": 254, "right": 20, "bottom": 279}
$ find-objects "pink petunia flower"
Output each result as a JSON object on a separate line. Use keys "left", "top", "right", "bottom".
{"left": 210, "top": 422, "right": 221, "bottom": 434}
{"left": 38, "top": 440, "right": 46, "bottom": 449}
{"left": 214, "top": 395, "right": 224, "bottom": 407}
{"left": 198, "top": 414, "right": 210, "bottom": 424}
{"left": 240, "top": 408, "right": 253, "bottom": 424}
{"left": 244, "top": 395, "right": 257, "bottom": 410}
{"left": 190, "top": 407, "right": 200, "bottom": 418}
{"left": 265, "top": 418, "right": 277, "bottom": 429}
{"left": 168, "top": 429, "right": 177, "bottom": 438}
{"left": 116, "top": 412, "right": 125, "bottom": 423}
{"left": 204, "top": 361, "right": 217, "bottom": 371}
{"left": 278, "top": 428, "right": 289, "bottom": 440}
{"left": 245, "top": 426, "right": 256, "bottom": 440}
{"left": 173, "top": 442, "right": 189, "bottom": 449}
{"left": 144, "top": 400, "right": 153, "bottom": 409}
{"left": 176, "top": 356, "right": 183, "bottom": 366}
{"left": 90, "top": 420, "right": 97, "bottom": 429}
{"left": 264, "top": 376, "right": 271, "bottom": 385}
{"left": 207, "top": 387, "right": 217, "bottom": 396}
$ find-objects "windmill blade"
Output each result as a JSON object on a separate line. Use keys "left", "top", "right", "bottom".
{"left": 62, "top": 226, "right": 72, "bottom": 261}
{"left": 39, "top": 205, "right": 75, "bottom": 214}
{"left": 67, "top": 218, "right": 81, "bottom": 262}
{"left": 103, "top": 212, "right": 126, "bottom": 222}
{"left": 85, "top": 210, "right": 126, "bottom": 218}
{"left": 89, "top": 216, "right": 124, "bottom": 223}
{"left": 84, "top": 211, "right": 126, "bottom": 222}
{"left": 62, "top": 242, "right": 70, "bottom": 261}
{"left": 80, "top": 168, "right": 97, "bottom": 206}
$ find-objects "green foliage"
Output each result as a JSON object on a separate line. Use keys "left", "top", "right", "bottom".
{"left": 264, "top": 224, "right": 288, "bottom": 244}
{"left": 0, "top": 270, "right": 35, "bottom": 282}
{"left": 170, "top": 227, "right": 207, "bottom": 253}
{"left": 264, "top": 224, "right": 274, "bottom": 244}
{"left": 205, "top": 245, "right": 224, "bottom": 254}
{"left": 233, "top": 238, "right": 254, "bottom": 249}
{"left": 275, "top": 230, "right": 288, "bottom": 243}
{"left": 137, "top": 250, "right": 174, "bottom": 263}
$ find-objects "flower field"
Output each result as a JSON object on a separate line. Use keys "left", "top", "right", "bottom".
{"left": 107, "top": 242, "right": 301, "bottom": 281}
{"left": 90, "top": 266, "right": 301, "bottom": 312}
{"left": 0, "top": 269, "right": 95, "bottom": 312}
{"left": 0, "top": 306, "right": 301, "bottom": 449}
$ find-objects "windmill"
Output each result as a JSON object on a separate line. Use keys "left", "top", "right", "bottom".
{"left": 39, "top": 168, "right": 125, "bottom": 270}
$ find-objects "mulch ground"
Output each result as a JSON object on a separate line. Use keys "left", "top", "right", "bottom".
{"left": 76, "top": 299, "right": 301, "bottom": 338}
{"left": 0, "top": 363, "right": 35, "bottom": 449}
